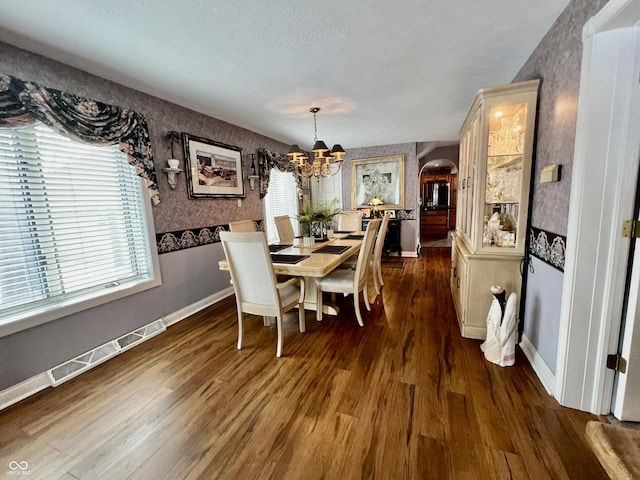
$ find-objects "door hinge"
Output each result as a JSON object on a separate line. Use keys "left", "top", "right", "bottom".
{"left": 606, "top": 354, "right": 628, "bottom": 373}
{"left": 622, "top": 220, "right": 640, "bottom": 238}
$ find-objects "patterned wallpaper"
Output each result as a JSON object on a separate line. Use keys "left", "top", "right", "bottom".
{"left": 0, "top": 41, "right": 288, "bottom": 236}
{"left": 512, "top": 0, "right": 609, "bottom": 236}
{"left": 341, "top": 143, "right": 419, "bottom": 211}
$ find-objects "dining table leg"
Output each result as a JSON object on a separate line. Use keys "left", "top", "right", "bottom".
{"left": 303, "top": 276, "right": 340, "bottom": 316}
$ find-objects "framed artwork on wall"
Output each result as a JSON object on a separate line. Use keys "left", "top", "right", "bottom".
{"left": 351, "top": 155, "right": 404, "bottom": 209}
{"left": 183, "top": 133, "right": 245, "bottom": 198}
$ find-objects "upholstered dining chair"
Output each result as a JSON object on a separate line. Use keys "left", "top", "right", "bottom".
{"left": 342, "top": 213, "right": 390, "bottom": 296}
{"left": 315, "top": 219, "right": 381, "bottom": 326}
{"left": 274, "top": 215, "right": 296, "bottom": 243}
{"left": 371, "top": 213, "right": 391, "bottom": 295}
{"left": 220, "top": 231, "right": 306, "bottom": 357}
{"left": 229, "top": 219, "right": 257, "bottom": 232}
{"left": 336, "top": 210, "right": 363, "bottom": 232}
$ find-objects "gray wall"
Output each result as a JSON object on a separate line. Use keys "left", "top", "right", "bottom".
{"left": 419, "top": 145, "right": 460, "bottom": 171}
{"left": 342, "top": 143, "right": 419, "bottom": 255}
{"left": 513, "top": 0, "right": 608, "bottom": 372}
{"left": 0, "top": 40, "right": 288, "bottom": 390}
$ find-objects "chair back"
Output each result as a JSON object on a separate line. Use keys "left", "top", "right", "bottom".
{"left": 220, "top": 231, "right": 279, "bottom": 310}
{"left": 354, "top": 219, "right": 381, "bottom": 287}
{"left": 229, "top": 219, "right": 256, "bottom": 232}
{"left": 274, "top": 215, "right": 296, "bottom": 242}
{"left": 373, "top": 213, "right": 391, "bottom": 266}
{"left": 337, "top": 211, "right": 362, "bottom": 232}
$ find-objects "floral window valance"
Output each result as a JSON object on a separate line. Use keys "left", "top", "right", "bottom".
{"left": 0, "top": 73, "right": 159, "bottom": 204}
{"left": 256, "top": 147, "right": 300, "bottom": 199}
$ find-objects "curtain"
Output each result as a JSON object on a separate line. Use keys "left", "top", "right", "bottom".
{"left": 0, "top": 73, "right": 159, "bottom": 204}
{"left": 256, "top": 147, "right": 300, "bottom": 199}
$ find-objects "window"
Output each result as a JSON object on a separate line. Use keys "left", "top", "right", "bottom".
{"left": 0, "top": 123, "right": 161, "bottom": 337}
{"left": 263, "top": 169, "right": 299, "bottom": 243}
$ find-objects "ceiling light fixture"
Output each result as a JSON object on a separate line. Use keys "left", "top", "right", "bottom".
{"left": 287, "top": 107, "right": 345, "bottom": 183}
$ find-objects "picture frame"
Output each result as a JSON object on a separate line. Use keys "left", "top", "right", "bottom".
{"left": 183, "top": 133, "right": 245, "bottom": 198}
{"left": 351, "top": 155, "right": 404, "bottom": 209}
{"left": 384, "top": 209, "right": 397, "bottom": 219}
{"left": 360, "top": 208, "right": 372, "bottom": 219}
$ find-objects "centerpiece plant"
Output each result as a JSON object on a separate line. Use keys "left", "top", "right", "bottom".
{"left": 297, "top": 198, "right": 342, "bottom": 236}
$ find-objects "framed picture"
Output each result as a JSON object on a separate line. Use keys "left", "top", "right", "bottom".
{"left": 384, "top": 209, "right": 397, "bottom": 219}
{"left": 183, "top": 133, "right": 245, "bottom": 198}
{"left": 351, "top": 155, "right": 404, "bottom": 209}
{"left": 360, "top": 208, "right": 372, "bottom": 219}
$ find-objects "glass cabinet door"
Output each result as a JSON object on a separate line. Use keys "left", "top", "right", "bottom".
{"left": 482, "top": 103, "right": 527, "bottom": 249}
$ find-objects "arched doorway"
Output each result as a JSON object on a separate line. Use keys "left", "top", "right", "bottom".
{"left": 419, "top": 159, "right": 458, "bottom": 247}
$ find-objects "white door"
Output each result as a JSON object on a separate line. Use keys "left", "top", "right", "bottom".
{"left": 612, "top": 216, "right": 640, "bottom": 420}
{"left": 310, "top": 170, "right": 343, "bottom": 208}
{"left": 556, "top": 0, "right": 640, "bottom": 416}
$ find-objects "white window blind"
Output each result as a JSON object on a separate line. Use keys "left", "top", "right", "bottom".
{"left": 263, "top": 169, "right": 299, "bottom": 243}
{"left": 0, "top": 122, "right": 159, "bottom": 334}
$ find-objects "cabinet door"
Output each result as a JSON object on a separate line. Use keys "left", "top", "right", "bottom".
{"left": 473, "top": 87, "right": 537, "bottom": 254}
{"left": 481, "top": 102, "right": 527, "bottom": 250}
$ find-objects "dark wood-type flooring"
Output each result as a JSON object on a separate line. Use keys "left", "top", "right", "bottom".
{"left": 0, "top": 249, "right": 609, "bottom": 479}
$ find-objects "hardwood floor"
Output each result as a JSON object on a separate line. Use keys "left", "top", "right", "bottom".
{"left": 0, "top": 249, "right": 608, "bottom": 479}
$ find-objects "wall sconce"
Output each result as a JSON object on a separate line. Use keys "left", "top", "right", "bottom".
{"left": 164, "top": 131, "right": 183, "bottom": 189}
{"left": 248, "top": 153, "right": 259, "bottom": 191}
{"left": 163, "top": 159, "right": 182, "bottom": 189}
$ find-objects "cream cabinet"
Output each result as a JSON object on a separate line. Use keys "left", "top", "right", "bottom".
{"left": 451, "top": 80, "right": 539, "bottom": 339}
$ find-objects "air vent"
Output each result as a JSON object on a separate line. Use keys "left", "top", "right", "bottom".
{"left": 46, "top": 319, "right": 166, "bottom": 386}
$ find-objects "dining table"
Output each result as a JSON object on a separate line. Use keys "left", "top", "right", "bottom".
{"left": 218, "top": 233, "right": 363, "bottom": 316}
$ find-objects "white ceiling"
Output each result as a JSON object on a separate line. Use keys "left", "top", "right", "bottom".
{"left": 0, "top": 0, "right": 569, "bottom": 149}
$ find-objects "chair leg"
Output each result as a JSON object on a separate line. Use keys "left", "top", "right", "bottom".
{"left": 298, "top": 304, "right": 306, "bottom": 333}
{"left": 378, "top": 263, "right": 384, "bottom": 287}
{"left": 354, "top": 292, "right": 364, "bottom": 327}
{"left": 363, "top": 284, "right": 371, "bottom": 311}
{"left": 373, "top": 268, "right": 380, "bottom": 295}
{"left": 236, "top": 307, "right": 244, "bottom": 350}
{"left": 276, "top": 313, "right": 284, "bottom": 357}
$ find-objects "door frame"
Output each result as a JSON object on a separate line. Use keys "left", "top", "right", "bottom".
{"left": 556, "top": 0, "right": 640, "bottom": 414}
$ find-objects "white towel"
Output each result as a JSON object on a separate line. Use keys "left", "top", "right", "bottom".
{"left": 499, "top": 292, "right": 518, "bottom": 367}
{"left": 480, "top": 296, "right": 503, "bottom": 365}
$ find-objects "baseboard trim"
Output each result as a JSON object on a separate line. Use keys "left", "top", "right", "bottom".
{"left": 520, "top": 333, "right": 556, "bottom": 396}
{"left": 163, "top": 286, "right": 234, "bottom": 327}
{"left": 0, "top": 373, "right": 51, "bottom": 412}
{"left": 0, "top": 286, "right": 235, "bottom": 412}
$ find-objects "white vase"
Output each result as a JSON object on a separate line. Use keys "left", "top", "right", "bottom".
{"left": 167, "top": 159, "right": 180, "bottom": 169}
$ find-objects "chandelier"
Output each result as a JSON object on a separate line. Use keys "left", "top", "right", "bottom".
{"left": 287, "top": 107, "right": 345, "bottom": 183}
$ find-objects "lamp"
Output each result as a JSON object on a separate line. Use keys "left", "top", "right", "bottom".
{"left": 163, "top": 131, "right": 182, "bottom": 189}
{"left": 369, "top": 197, "right": 384, "bottom": 217}
{"left": 287, "top": 107, "right": 345, "bottom": 183}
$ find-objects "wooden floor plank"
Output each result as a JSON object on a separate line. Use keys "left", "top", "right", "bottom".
{"left": 0, "top": 249, "right": 609, "bottom": 480}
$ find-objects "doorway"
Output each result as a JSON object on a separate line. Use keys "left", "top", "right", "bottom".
{"left": 419, "top": 159, "right": 457, "bottom": 248}
{"left": 556, "top": 0, "right": 640, "bottom": 418}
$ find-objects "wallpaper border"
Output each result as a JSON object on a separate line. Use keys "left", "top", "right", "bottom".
{"left": 156, "top": 211, "right": 416, "bottom": 254}
{"left": 529, "top": 227, "right": 566, "bottom": 272}
{"left": 156, "top": 220, "right": 264, "bottom": 254}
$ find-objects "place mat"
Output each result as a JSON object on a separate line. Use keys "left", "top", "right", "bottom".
{"left": 343, "top": 234, "right": 364, "bottom": 240}
{"left": 313, "top": 245, "right": 351, "bottom": 255}
{"left": 268, "top": 244, "right": 292, "bottom": 253}
{"left": 270, "top": 254, "right": 309, "bottom": 264}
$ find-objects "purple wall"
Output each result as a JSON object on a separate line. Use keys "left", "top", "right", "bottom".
{"left": 513, "top": 0, "right": 608, "bottom": 372}
{"left": 0, "top": 40, "right": 287, "bottom": 390}
{"left": 342, "top": 143, "right": 419, "bottom": 255}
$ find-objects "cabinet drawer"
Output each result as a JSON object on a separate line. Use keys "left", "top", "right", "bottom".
{"left": 422, "top": 216, "right": 448, "bottom": 226}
